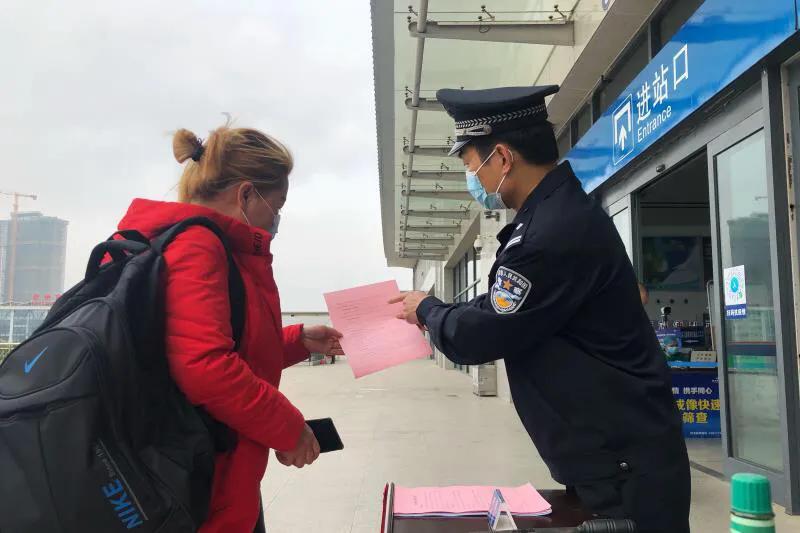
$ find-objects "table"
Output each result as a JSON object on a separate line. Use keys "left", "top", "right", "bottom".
{"left": 383, "top": 485, "right": 593, "bottom": 533}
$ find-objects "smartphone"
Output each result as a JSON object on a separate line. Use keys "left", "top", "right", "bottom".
{"left": 306, "top": 418, "right": 344, "bottom": 453}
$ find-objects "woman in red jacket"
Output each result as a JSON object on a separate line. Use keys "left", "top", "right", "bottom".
{"left": 118, "top": 124, "right": 342, "bottom": 532}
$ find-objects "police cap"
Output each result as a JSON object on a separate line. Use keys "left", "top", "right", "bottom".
{"left": 435, "top": 85, "right": 559, "bottom": 156}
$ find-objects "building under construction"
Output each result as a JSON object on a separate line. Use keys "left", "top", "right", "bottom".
{"left": 0, "top": 212, "right": 68, "bottom": 304}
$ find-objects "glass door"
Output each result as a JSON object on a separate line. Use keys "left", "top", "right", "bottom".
{"left": 707, "top": 109, "right": 792, "bottom": 501}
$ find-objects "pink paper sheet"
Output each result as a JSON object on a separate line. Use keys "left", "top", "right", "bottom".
{"left": 393, "top": 484, "right": 551, "bottom": 516}
{"left": 323, "top": 280, "right": 432, "bottom": 378}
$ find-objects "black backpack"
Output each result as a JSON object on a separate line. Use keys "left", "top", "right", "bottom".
{"left": 0, "top": 217, "right": 244, "bottom": 532}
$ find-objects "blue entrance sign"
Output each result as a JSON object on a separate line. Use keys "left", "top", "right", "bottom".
{"left": 565, "top": 0, "right": 798, "bottom": 192}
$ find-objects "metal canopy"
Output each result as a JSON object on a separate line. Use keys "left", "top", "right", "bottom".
{"left": 398, "top": 252, "right": 446, "bottom": 260}
{"left": 403, "top": 145, "right": 458, "bottom": 158}
{"left": 372, "top": 0, "right": 584, "bottom": 266}
{"left": 400, "top": 236, "right": 454, "bottom": 244}
{"left": 409, "top": 20, "right": 574, "bottom": 46}
{"left": 402, "top": 170, "right": 463, "bottom": 181}
{"left": 401, "top": 208, "right": 471, "bottom": 219}
{"left": 402, "top": 188, "right": 472, "bottom": 201}
{"left": 401, "top": 246, "right": 450, "bottom": 253}
{"left": 404, "top": 97, "right": 445, "bottom": 112}
{"left": 401, "top": 223, "right": 462, "bottom": 234}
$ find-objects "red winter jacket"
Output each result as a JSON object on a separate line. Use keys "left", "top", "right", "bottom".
{"left": 119, "top": 199, "right": 309, "bottom": 532}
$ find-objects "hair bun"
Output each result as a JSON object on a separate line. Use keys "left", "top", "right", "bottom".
{"left": 173, "top": 128, "right": 204, "bottom": 164}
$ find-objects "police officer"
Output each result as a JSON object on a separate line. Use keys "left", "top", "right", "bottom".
{"left": 392, "top": 86, "right": 690, "bottom": 533}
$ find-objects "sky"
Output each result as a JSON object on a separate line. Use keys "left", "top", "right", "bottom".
{"left": 0, "top": 0, "right": 412, "bottom": 311}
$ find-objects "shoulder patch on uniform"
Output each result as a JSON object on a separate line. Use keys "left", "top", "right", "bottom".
{"left": 491, "top": 266, "right": 532, "bottom": 314}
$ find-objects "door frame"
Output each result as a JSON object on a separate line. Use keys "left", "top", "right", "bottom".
{"left": 706, "top": 67, "right": 800, "bottom": 511}
{"left": 780, "top": 56, "right": 800, "bottom": 513}
{"left": 607, "top": 195, "right": 639, "bottom": 273}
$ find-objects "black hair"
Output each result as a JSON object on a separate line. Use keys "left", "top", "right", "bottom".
{"left": 470, "top": 121, "right": 559, "bottom": 165}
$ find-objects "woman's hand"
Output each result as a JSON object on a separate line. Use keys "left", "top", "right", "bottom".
{"left": 275, "top": 424, "right": 320, "bottom": 468}
{"left": 301, "top": 325, "right": 343, "bottom": 354}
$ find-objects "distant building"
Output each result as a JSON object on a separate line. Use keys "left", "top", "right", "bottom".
{"left": 0, "top": 220, "right": 7, "bottom": 301}
{"left": 0, "top": 212, "right": 68, "bottom": 304}
{"left": 0, "top": 304, "right": 50, "bottom": 344}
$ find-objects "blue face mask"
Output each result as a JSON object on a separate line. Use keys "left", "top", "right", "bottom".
{"left": 466, "top": 171, "right": 490, "bottom": 207}
{"left": 465, "top": 148, "right": 511, "bottom": 210}
{"left": 241, "top": 186, "right": 281, "bottom": 236}
{"left": 255, "top": 188, "right": 281, "bottom": 236}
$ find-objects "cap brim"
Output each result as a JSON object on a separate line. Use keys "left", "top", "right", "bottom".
{"left": 448, "top": 139, "right": 470, "bottom": 156}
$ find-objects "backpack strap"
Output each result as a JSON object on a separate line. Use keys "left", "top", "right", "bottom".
{"left": 149, "top": 217, "right": 247, "bottom": 452}
{"left": 150, "top": 217, "right": 246, "bottom": 350}
{"left": 110, "top": 229, "right": 149, "bottom": 244}
{"left": 84, "top": 240, "right": 150, "bottom": 279}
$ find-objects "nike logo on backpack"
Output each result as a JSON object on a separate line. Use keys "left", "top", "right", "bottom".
{"left": 24, "top": 347, "right": 48, "bottom": 374}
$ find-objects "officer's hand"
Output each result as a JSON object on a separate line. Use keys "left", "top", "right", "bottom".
{"left": 389, "top": 291, "right": 428, "bottom": 326}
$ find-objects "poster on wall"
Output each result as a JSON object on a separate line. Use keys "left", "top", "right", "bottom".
{"left": 671, "top": 373, "right": 721, "bottom": 438}
{"left": 724, "top": 265, "right": 747, "bottom": 320}
{"left": 642, "top": 237, "right": 704, "bottom": 291}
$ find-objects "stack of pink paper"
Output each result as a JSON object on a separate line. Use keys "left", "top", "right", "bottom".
{"left": 393, "top": 484, "right": 552, "bottom": 517}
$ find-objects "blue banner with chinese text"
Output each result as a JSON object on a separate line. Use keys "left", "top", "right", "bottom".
{"left": 566, "top": 0, "right": 798, "bottom": 192}
{"left": 671, "top": 371, "right": 721, "bottom": 438}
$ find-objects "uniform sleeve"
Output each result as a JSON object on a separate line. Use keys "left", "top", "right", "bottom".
{"left": 282, "top": 324, "right": 310, "bottom": 368}
{"left": 417, "top": 246, "right": 590, "bottom": 365}
{"left": 163, "top": 229, "right": 304, "bottom": 452}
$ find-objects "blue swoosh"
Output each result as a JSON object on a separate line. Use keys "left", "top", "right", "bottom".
{"left": 24, "top": 347, "right": 48, "bottom": 374}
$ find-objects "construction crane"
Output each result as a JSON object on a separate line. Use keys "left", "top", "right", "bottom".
{"left": 0, "top": 191, "right": 38, "bottom": 303}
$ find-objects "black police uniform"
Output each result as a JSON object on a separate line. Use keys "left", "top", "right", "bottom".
{"left": 416, "top": 86, "right": 691, "bottom": 533}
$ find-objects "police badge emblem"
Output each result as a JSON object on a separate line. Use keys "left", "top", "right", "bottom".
{"left": 491, "top": 266, "right": 532, "bottom": 314}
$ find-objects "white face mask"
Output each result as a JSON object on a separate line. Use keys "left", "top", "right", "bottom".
{"left": 241, "top": 187, "right": 281, "bottom": 236}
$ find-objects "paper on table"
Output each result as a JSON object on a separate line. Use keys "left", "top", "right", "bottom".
{"left": 323, "top": 280, "right": 432, "bottom": 378}
{"left": 393, "top": 484, "right": 551, "bottom": 517}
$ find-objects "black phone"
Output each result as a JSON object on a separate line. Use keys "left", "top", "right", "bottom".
{"left": 306, "top": 418, "right": 344, "bottom": 453}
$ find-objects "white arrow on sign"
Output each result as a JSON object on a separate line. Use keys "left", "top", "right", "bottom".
{"left": 612, "top": 94, "right": 634, "bottom": 165}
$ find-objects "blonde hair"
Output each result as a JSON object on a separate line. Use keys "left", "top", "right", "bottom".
{"left": 173, "top": 125, "right": 293, "bottom": 202}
